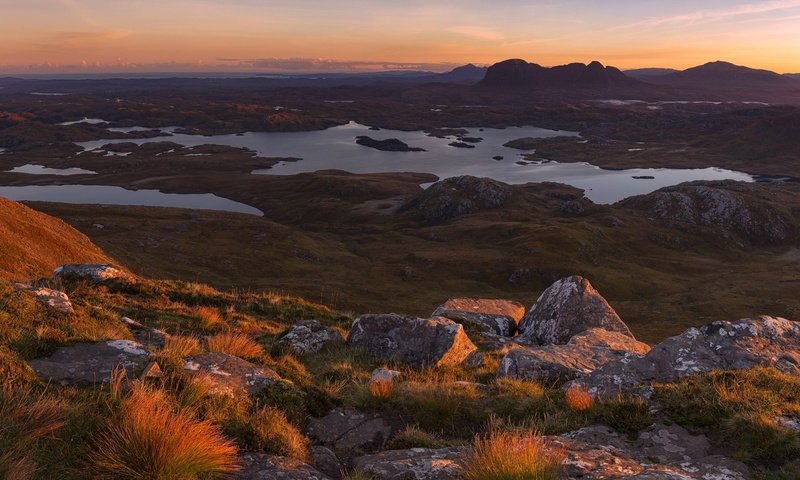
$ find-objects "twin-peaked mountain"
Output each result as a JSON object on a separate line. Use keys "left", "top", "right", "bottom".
{"left": 479, "top": 59, "right": 642, "bottom": 89}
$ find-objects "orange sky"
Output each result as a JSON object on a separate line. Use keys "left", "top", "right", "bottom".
{"left": 1, "top": 0, "right": 799, "bottom": 73}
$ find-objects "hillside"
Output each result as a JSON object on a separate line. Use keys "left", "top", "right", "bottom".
{"left": 650, "top": 61, "right": 798, "bottom": 89}
{"left": 0, "top": 197, "right": 113, "bottom": 280}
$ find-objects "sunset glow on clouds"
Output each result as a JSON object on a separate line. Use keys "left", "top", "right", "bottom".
{"left": 1, "top": 0, "right": 799, "bottom": 73}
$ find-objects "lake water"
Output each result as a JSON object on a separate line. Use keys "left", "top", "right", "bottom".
{"left": 0, "top": 185, "right": 263, "bottom": 216}
{"left": 7, "top": 164, "right": 97, "bottom": 175}
{"left": 76, "top": 122, "right": 753, "bottom": 204}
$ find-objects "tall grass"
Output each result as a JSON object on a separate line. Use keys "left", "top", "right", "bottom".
{"left": 247, "top": 405, "right": 309, "bottom": 460}
{"left": 206, "top": 332, "right": 263, "bottom": 360}
{"left": 89, "top": 383, "right": 238, "bottom": 480}
{"left": 462, "top": 426, "right": 562, "bottom": 480}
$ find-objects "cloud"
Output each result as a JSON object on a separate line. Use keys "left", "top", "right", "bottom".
{"left": 620, "top": 0, "right": 800, "bottom": 28}
{"left": 45, "top": 31, "right": 130, "bottom": 48}
{"left": 446, "top": 25, "right": 506, "bottom": 41}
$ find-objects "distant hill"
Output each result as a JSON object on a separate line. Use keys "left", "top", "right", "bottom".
{"left": 787, "top": 74, "right": 800, "bottom": 80}
{"left": 645, "top": 61, "right": 799, "bottom": 90}
{"left": 0, "top": 198, "right": 113, "bottom": 280}
{"left": 432, "top": 64, "right": 488, "bottom": 84}
{"left": 625, "top": 68, "right": 679, "bottom": 78}
{"left": 480, "top": 59, "right": 643, "bottom": 89}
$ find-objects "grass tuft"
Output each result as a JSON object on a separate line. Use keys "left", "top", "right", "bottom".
{"left": 206, "top": 332, "right": 263, "bottom": 361}
{"left": 564, "top": 386, "right": 594, "bottom": 412}
{"left": 462, "top": 426, "right": 562, "bottom": 480}
{"left": 246, "top": 405, "right": 310, "bottom": 460}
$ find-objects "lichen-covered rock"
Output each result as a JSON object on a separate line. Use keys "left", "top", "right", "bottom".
{"left": 353, "top": 447, "right": 466, "bottom": 480}
{"left": 432, "top": 298, "right": 525, "bottom": 336}
{"left": 54, "top": 263, "right": 131, "bottom": 282}
{"left": 121, "top": 316, "right": 169, "bottom": 348}
{"left": 568, "top": 316, "right": 800, "bottom": 397}
{"left": 183, "top": 352, "right": 281, "bottom": 397}
{"left": 306, "top": 408, "right": 394, "bottom": 451}
{"left": 518, "top": 276, "right": 633, "bottom": 345}
{"left": 347, "top": 314, "right": 478, "bottom": 368}
{"left": 370, "top": 368, "right": 403, "bottom": 384}
{"left": 237, "top": 452, "right": 331, "bottom": 480}
{"left": 275, "top": 320, "right": 344, "bottom": 355}
{"left": 28, "top": 340, "right": 151, "bottom": 385}
{"left": 33, "top": 287, "right": 74, "bottom": 313}
{"left": 402, "top": 176, "right": 513, "bottom": 224}
{"left": 497, "top": 328, "right": 651, "bottom": 382}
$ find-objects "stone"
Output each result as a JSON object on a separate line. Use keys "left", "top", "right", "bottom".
{"left": 498, "top": 328, "right": 651, "bottom": 382}
{"left": 431, "top": 298, "right": 525, "bottom": 336}
{"left": 28, "top": 340, "right": 151, "bottom": 385}
{"left": 140, "top": 361, "right": 164, "bottom": 379}
{"left": 275, "top": 320, "right": 345, "bottom": 355}
{"left": 237, "top": 452, "right": 331, "bottom": 480}
{"left": 121, "top": 316, "right": 169, "bottom": 348}
{"left": 183, "top": 352, "right": 281, "bottom": 397}
{"left": 347, "top": 314, "right": 478, "bottom": 369}
{"left": 402, "top": 176, "right": 513, "bottom": 224}
{"left": 54, "top": 263, "right": 131, "bottom": 282}
{"left": 370, "top": 368, "right": 403, "bottom": 384}
{"left": 308, "top": 446, "right": 343, "bottom": 480}
{"left": 33, "top": 287, "right": 74, "bottom": 314}
{"left": 353, "top": 447, "right": 466, "bottom": 480}
{"left": 568, "top": 316, "right": 800, "bottom": 398}
{"left": 517, "top": 276, "right": 633, "bottom": 345}
{"left": 306, "top": 408, "right": 394, "bottom": 451}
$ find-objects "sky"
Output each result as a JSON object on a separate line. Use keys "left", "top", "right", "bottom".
{"left": 1, "top": 0, "right": 800, "bottom": 74}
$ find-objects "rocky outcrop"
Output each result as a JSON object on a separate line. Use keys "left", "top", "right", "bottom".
{"left": 402, "top": 176, "right": 513, "bottom": 224}
{"left": 183, "top": 352, "right": 281, "bottom": 397}
{"left": 347, "top": 314, "right": 478, "bottom": 368}
{"left": 275, "top": 320, "right": 345, "bottom": 355}
{"left": 54, "top": 263, "right": 131, "bottom": 282}
{"left": 550, "top": 424, "right": 751, "bottom": 480}
{"left": 518, "top": 276, "right": 633, "bottom": 345}
{"left": 498, "top": 328, "right": 651, "bottom": 382}
{"left": 620, "top": 181, "right": 795, "bottom": 245}
{"left": 431, "top": 298, "right": 525, "bottom": 336}
{"left": 353, "top": 447, "right": 466, "bottom": 480}
{"left": 28, "top": 340, "right": 152, "bottom": 385}
{"left": 480, "top": 59, "right": 641, "bottom": 89}
{"left": 237, "top": 452, "right": 331, "bottom": 480}
{"left": 568, "top": 316, "right": 800, "bottom": 397}
{"left": 306, "top": 408, "right": 395, "bottom": 452}
{"left": 355, "top": 136, "right": 425, "bottom": 152}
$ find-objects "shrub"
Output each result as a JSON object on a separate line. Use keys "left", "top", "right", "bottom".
{"left": 247, "top": 406, "right": 309, "bottom": 460}
{"left": 462, "top": 427, "right": 562, "bottom": 480}
{"left": 206, "top": 333, "right": 263, "bottom": 360}
{"left": 564, "top": 386, "right": 594, "bottom": 412}
{"left": 89, "top": 383, "right": 238, "bottom": 480}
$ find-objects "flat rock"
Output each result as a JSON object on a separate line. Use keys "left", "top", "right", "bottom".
{"left": 347, "top": 314, "right": 478, "bottom": 369}
{"left": 306, "top": 408, "right": 394, "bottom": 452}
{"left": 28, "top": 340, "right": 151, "bottom": 385}
{"left": 237, "top": 452, "right": 331, "bottom": 480}
{"left": 518, "top": 276, "right": 634, "bottom": 345}
{"left": 568, "top": 316, "right": 800, "bottom": 397}
{"left": 54, "top": 263, "right": 131, "bottom": 282}
{"left": 432, "top": 298, "right": 525, "bottom": 336}
{"left": 353, "top": 447, "right": 466, "bottom": 480}
{"left": 183, "top": 352, "right": 281, "bottom": 397}
{"left": 497, "top": 328, "right": 651, "bottom": 382}
{"left": 121, "top": 316, "right": 169, "bottom": 348}
{"left": 275, "top": 320, "right": 345, "bottom": 355}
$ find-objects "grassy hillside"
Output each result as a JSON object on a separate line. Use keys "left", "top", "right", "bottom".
{"left": 0, "top": 197, "right": 113, "bottom": 280}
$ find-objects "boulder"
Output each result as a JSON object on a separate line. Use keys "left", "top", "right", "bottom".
{"left": 353, "top": 447, "right": 466, "bottom": 480}
{"left": 431, "top": 298, "right": 525, "bottom": 336}
{"left": 347, "top": 314, "right": 478, "bottom": 368}
{"left": 518, "top": 276, "right": 633, "bottom": 345}
{"left": 28, "top": 340, "right": 151, "bottom": 385}
{"left": 308, "top": 446, "right": 344, "bottom": 480}
{"left": 568, "top": 316, "right": 800, "bottom": 397}
{"left": 183, "top": 352, "right": 281, "bottom": 397}
{"left": 121, "top": 316, "right": 169, "bottom": 348}
{"left": 33, "top": 287, "right": 74, "bottom": 314}
{"left": 306, "top": 408, "right": 395, "bottom": 452}
{"left": 237, "top": 452, "right": 331, "bottom": 480}
{"left": 402, "top": 176, "right": 513, "bottom": 224}
{"left": 498, "top": 328, "right": 651, "bottom": 382}
{"left": 275, "top": 320, "right": 345, "bottom": 355}
{"left": 370, "top": 368, "right": 403, "bottom": 384}
{"left": 54, "top": 263, "right": 131, "bottom": 282}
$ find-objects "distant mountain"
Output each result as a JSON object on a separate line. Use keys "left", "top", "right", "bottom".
{"left": 432, "top": 64, "right": 487, "bottom": 84}
{"left": 645, "top": 61, "right": 799, "bottom": 90}
{"left": 479, "top": 59, "right": 644, "bottom": 89}
{"left": 625, "top": 68, "right": 679, "bottom": 78}
{"left": 787, "top": 74, "right": 800, "bottom": 80}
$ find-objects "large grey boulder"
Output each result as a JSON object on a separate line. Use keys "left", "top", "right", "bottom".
{"left": 353, "top": 447, "right": 466, "bottom": 480}
{"left": 183, "top": 352, "right": 281, "bottom": 397}
{"left": 402, "top": 175, "right": 513, "bottom": 224}
{"left": 237, "top": 453, "right": 331, "bottom": 480}
{"left": 28, "top": 340, "right": 151, "bottom": 385}
{"left": 347, "top": 314, "right": 478, "bottom": 368}
{"left": 275, "top": 320, "right": 344, "bottom": 355}
{"left": 54, "top": 263, "right": 131, "bottom": 282}
{"left": 432, "top": 298, "right": 525, "bottom": 336}
{"left": 498, "top": 328, "right": 651, "bottom": 382}
{"left": 518, "top": 276, "right": 633, "bottom": 345}
{"left": 568, "top": 316, "right": 800, "bottom": 397}
{"left": 306, "top": 408, "right": 394, "bottom": 452}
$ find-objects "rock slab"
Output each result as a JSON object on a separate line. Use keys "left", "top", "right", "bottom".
{"left": 353, "top": 447, "right": 466, "bottom": 480}
{"left": 54, "top": 263, "right": 130, "bottom": 282}
{"left": 28, "top": 340, "right": 151, "bottom": 385}
{"left": 237, "top": 453, "right": 331, "bottom": 480}
{"left": 432, "top": 297, "right": 525, "bottom": 336}
{"left": 183, "top": 352, "right": 281, "bottom": 397}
